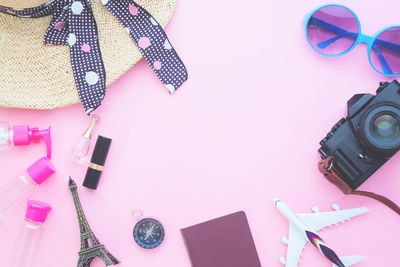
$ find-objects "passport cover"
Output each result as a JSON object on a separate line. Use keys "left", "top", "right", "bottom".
{"left": 181, "top": 211, "right": 262, "bottom": 267}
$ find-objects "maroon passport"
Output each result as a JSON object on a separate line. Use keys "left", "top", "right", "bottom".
{"left": 181, "top": 211, "right": 262, "bottom": 267}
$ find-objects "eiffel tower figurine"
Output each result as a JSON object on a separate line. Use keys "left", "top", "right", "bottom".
{"left": 69, "top": 177, "right": 120, "bottom": 267}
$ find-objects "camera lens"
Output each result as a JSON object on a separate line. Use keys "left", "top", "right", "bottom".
{"left": 359, "top": 103, "right": 400, "bottom": 154}
{"left": 372, "top": 115, "right": 399, "bottom": 141}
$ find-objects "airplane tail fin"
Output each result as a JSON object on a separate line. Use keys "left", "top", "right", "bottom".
{"left": 333, "top": 255, "right": 366, "bottom": 267}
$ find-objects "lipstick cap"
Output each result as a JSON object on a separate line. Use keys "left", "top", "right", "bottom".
{"left": 83, "top": 135, "right": 112, "bottom": 190}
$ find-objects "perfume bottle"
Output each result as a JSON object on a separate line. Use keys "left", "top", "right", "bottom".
{"left": 0, "top": 122, "right": 52, "bottom": 158}
{"left": 71, "top": 114, "right": 100, "bottom": 163}
{"left": 0, "top": 157, "right": 55, "bottom": 216}
{"left": 9, "top": 200, "right": 52, "bottom": 267}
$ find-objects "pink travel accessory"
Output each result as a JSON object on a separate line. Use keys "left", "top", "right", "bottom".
{"left": 26, "top": 157, "right": 56, "bottom": 185}
{"left": 0, "top": 120, "right": 55, "bottom": 217}
{"left": 0, "top": 122, "right": 52, "bottom": 159}
{"left": 0, "top": 157, "right": 55, "bottom": 216}
{"left": 25, "top": 200, "right": 52, "bottom": 223}
{"left": 8, "top": 200, "right": 52, "bottom": 267}
{"left": 13, "top": 126, "right": 52, "bottom": 159}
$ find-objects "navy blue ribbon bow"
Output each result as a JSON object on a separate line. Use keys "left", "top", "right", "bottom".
{"left": 0, "top": 0, "right": 188, "bottom": 114}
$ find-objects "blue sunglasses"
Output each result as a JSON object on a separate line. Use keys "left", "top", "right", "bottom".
{"left": 305, "top": 4, "right": 400, "bottom": 76}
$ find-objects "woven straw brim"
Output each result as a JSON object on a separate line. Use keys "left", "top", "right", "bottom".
{"left": 0, "top": 0, "right": 177, "bottom": 110}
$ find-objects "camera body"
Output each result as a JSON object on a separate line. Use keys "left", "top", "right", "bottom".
{"left": 319, "top": 80, "right": 400, "bottom": 189}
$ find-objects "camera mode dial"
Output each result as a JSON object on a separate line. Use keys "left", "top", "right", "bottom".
{"left": 376, "top": 81, "right": 389, "bottom": 94}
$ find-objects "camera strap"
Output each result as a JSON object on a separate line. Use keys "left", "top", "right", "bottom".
{"left": 318, "top": 156, "right": 400, "bottom": 215}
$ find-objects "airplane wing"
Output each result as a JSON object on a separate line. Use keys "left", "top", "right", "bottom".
{"left": 297, "top": 207, "right": 369, "bottom": 232}
{"left": 338, "top": 255, "right": 366, "bottom": 267}
{"left": 285, "top": 222, "right": 307, "bottom": 266}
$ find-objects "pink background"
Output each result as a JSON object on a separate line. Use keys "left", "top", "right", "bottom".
{"left": 1, "top": 0, "right": 400, "bottom": 266}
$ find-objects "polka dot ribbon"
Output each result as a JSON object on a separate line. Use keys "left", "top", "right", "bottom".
{"left": 0, "top": 0, "right": 188, "bottom": 114}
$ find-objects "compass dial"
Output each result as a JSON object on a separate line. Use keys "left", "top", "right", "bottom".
{"left": 133, "top": 218, "right": 165, "bottom": 249}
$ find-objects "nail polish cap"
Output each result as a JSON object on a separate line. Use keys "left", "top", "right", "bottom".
{"left": 83, "top": 135, "right": 112, "bottom": 190}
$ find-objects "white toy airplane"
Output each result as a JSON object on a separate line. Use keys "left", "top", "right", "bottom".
{"left": 274, "top": 199, "right": 369, "bottom": 267}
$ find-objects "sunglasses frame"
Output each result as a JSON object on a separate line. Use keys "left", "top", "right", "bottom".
{"left": 304, "top": 4, "right": 400, "bottom": 77}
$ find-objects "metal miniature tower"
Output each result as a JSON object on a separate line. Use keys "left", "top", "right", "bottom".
{"left": 69, "top": 177, "right": 120, "bottom": 267}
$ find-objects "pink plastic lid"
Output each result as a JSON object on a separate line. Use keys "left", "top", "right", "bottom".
{"left": 12, "top": 126, "right": 52, "bottom": 159}
{"left": 25, "top": 200, "right": 52, "bottom": 223}
{"left": 26, "top": 157, "right": 56, "bottom": 185}
{"left": 13, "top": 125, "right": 30, "bottom": 145}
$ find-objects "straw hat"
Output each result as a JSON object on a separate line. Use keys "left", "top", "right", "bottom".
{"left": 0, "top": 0, "right": 178, "bottom": 110}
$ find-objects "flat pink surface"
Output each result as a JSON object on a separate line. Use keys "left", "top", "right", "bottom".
{"left": 1, "top": 0, "right": 400, "bottom": 266}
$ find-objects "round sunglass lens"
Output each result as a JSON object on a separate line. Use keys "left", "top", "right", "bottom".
{"left": 370, "top": 27, "right": 400, "bottom": 76}
{"left": 306, "top": 5, "right": 359, "bottom": 55}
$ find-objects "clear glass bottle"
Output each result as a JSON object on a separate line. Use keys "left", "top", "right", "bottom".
{"left": 71, "top": 135, "right": 91, "bottom": 163}
{"left": 9, "top": 200, "right": 52, "bottom": 267}
{"left": 0, "top": 157, "right": 55, "bottom": 217}
{"left": 0, "top": 122, "right": 52, "bottom": 158}
{"left": 0, "top": 121, "right": 11, "bottom": 147}
{"left": 71, "top": 114, "right": 100, "bottom": 163}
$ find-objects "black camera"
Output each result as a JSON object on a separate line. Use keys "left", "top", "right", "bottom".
{"left": 319, "top": 80, "right": 400, "bottom": 190}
